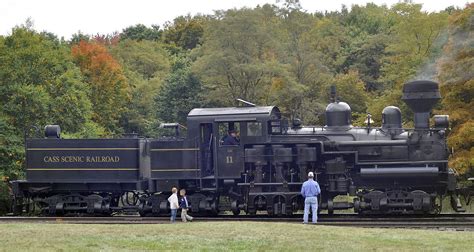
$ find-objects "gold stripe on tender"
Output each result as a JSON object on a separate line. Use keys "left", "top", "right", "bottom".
{"left": 150, "top": 148, "right": 199, "bottom": 152}
{"left": 27, "top": 148, "right": 139, "bottom": 151}
{"left": 27, "top": 168, "right": 138, "bottom": 171}
{"left": 151, "top": 169, "right": 199, "bottom": 172}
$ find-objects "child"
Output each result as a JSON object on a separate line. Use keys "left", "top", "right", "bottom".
{"left": 167, "top": 187, "right": 179, "bottom": 223}
{"left": 179, "top": 189, "right": 193, "bottom": 222}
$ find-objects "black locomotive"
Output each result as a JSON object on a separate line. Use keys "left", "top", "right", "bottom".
{"left": 10, "top": 80, "right": 463, "bottom": 216}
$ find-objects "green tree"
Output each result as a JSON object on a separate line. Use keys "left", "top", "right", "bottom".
{"left": 275, "top": 8, "right": 331, "bottom": 122}
{"left": 70, "top": 31, "right": 90, "bottom": 44}
{"left": 193, "top": 5, "right": 284, "bottom": 105}
{"left": 121, "top": 24, "right": 162, "bottom": 41}
{"left": 0, "top": 27, "right": 93, "bottom": 133}
{"left": 119, "top": 70, "right": 163, "bottom": 137}
{"left": 0, "top": 113, "right": 24, "bottom": 179}
{"left": 162, "top": 15, "right": 207, "bottom": 50}
{"left": 381, "top": 2, "right": 448, "bottom": 89}
{"left": 111, "top": 39, "right": 170, "bottom": 80}
{"left": 310, "top": 17, "right": 349, "bottom": 74}
{"left": 111, "top": 39, "right": 171, "bottom": 136}
{"left": 337, "top": 4, "right": 395, "bottom": 91}
{"left": 155, "top": 54, "right": 204, "bottom": 125}
{"left": 0, "top": 26, "right": 97, "bottom": 185}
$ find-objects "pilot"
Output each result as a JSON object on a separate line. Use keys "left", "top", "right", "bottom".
{"left": 222, "top": 129, "right": 240, "bottom": 145}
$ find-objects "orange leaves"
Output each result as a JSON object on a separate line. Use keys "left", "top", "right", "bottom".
{"left": 71, "top": 41, "right": 122, "bottom": 78}
{"left": 71, "top": 40, "right": 130, "bottom": 132}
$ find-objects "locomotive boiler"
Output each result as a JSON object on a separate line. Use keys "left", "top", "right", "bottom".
{"left": 10, "top": 80, "right": 462, "bottom": 216}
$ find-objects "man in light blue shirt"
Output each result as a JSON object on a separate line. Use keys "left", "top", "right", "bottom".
{"left": 301, "top": 171, "right": 321, "bottom": 224}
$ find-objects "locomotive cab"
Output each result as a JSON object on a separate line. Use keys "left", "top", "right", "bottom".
{"left": 186, "top": 106, "right": 281, "bottom": 179}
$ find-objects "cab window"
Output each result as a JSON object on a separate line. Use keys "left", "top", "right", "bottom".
{"left": 247, "top": 122, "right": 262, "bottom": 136}
{"left": 218, "top": 122, "right": 240, "bottom": 146}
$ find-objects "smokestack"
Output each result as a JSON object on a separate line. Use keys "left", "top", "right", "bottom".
{"left": 401, "top": 80, "right": 441, "bottom": 129}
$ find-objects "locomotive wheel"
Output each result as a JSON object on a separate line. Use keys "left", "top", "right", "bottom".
{"left": 24, "top": 197, "right": 38, "bottom": 214}
{"left": 327, "top": 199, "right": 334, "bottom": 215}
{"left": 11, "top": 197, "right": 23, "bottom": 216}
{"left": 353, "top": 198, "right": 360, "bottom": 213}
{"left": 434, "top": 195, "right": 443, "bottom": 214}
{"left": 247, "top": 207, "right": 257, "bottom": 215}
{"left": 138, "top": 194, "right": 149, "bottom": 217}
{"left": 231, "top": 200, "right": 240, "bottom": 216}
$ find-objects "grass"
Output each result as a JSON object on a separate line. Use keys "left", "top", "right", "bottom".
{"left": 0, "top": 222, "right": 472, "bottom": 251}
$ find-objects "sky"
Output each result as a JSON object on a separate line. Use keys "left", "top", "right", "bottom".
{"left": 1, "top": 0, "right": 471, "bottom": 39}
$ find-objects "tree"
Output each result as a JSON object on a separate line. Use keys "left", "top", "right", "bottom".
{"left": 155, "top": 54, "right": 204, "bottom": 125}
{"left": 0, "top": 27, "right": 93, "bottom": 133}
{"left": 110, "top": 39, "right": 171, "bottom": 136}
{"left": 437, "top": 4, "right": 474, "bottom": 177}
{"left": 0, "top": 26, "right": 98, "bottom": 182}
{"left": 111, "top": 39, "right": 170, "bottom": 80}
{"left": 381, "top": 3, "right": 448, "bottom": 89}
{"left": 118, "top": 70, "right": 162, "bottom": 136}
{"left": 71, "top": 40, "right": 131, "bottom": 133}
{"left": 121, "top": 24, "right": 162, "bottom": 41}
{"left": 162, "top": 15, "right": 207, "bottom": 50}
{"left": 70, "top": 31, "right": 90, "bottom": 44}
{"left": 310, "top": 17, "right": 349, "bottom": 74}
{"left": 193, "top": 5, "right": 285, "bottom": 106}
{"left": 336, "top": 4, "right": 395, "bottom": 91}
{"left": 0, "top": 113, "right": 25, "bottom": 179}
{"left": 92, "top": 32, "right": 121, "bottom": 46}
{"left": 343, "top": 35, "right": 389, "bottom": 91}
{"left": 256, "top": 7, "right": 327, "bottom": 122}
{"left": 279, "top": 8, "right": 322, "bottom": 86}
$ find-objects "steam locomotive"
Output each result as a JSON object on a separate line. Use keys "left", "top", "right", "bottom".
{"left": 10, "top": 80, "right": 463, "bottom": 216}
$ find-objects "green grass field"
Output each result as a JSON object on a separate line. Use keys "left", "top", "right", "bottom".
{"left": 0, "top": 222, "right": 472, "bottom": 251}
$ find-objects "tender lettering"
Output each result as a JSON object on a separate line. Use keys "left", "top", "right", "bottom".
{"left": 86, "top": 156, "right": 120, "bottom": 163}
{"left": 43, "top": 156, "right": 60, "bottom": 162}
{"left": 42, "top": 155, "right": 120, "bottom": 163}
{"left": 61, "top": 156, "right": 85, "bottom": 162}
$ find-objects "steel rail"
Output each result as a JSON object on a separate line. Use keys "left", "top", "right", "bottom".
{"left": 1, "top": 214, "right": 473, "bottom": 230}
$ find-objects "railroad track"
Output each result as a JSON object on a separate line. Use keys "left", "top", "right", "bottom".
{"left": 1, "top": 214, "right": 473, "bottom": 230}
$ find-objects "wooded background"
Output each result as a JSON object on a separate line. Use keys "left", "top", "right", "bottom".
{"left": 0, "top": 2, "right": 472, "bottom": 186}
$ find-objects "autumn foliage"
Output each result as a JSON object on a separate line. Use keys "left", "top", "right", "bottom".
{"left": 71, "top": 40, "right": 130, "bottom": 133}
{"left": 437, "top": 4, "right": 474, "bottom": 177}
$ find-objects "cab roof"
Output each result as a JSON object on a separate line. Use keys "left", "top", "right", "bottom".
{"left": 188, "top": 106, "right": 280, "bottom": 120}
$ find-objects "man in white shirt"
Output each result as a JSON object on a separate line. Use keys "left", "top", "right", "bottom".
{"left": 167, "top": 187, "right": 179, "bottom": 223}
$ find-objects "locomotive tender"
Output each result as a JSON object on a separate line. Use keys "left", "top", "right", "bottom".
{"left": 10, "top": 80, "right": 462, "bottom": 216}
